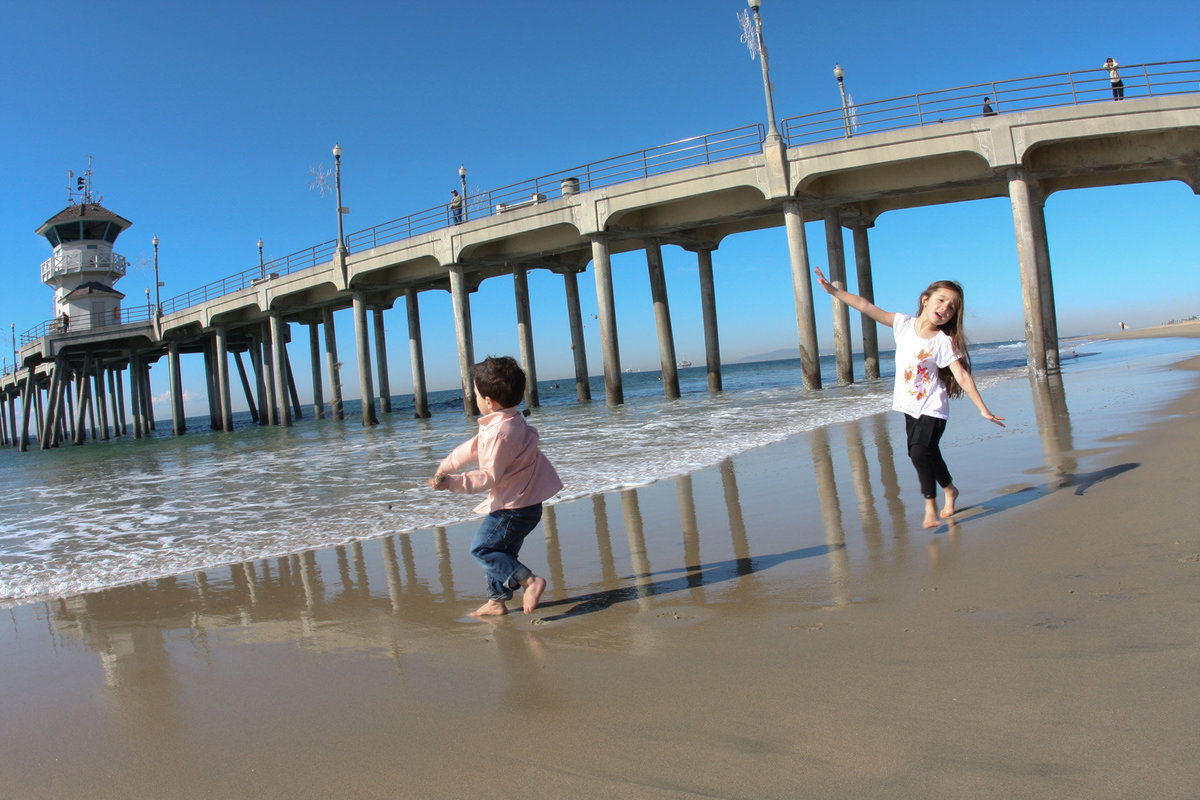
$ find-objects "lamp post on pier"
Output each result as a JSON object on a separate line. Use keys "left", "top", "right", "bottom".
{"left": 152, "top": 235, "right": 162, "bottom": 318}
{"left": 746, "top": 0, "right": 781, "bottom": 145}
{"left": 10, "top": 322, "right": 15, "bottom": 369}
{"left": 333, "top": 143, "right": 347, "bottom": 259}
{"left": 258, "top": 239, "right": 265, "bottom": 280}
{"left": 458, "top": 164, "right": 467, "bottom": 223}
{"left": 834, "top": 63, "right": 852, "bottom": 138}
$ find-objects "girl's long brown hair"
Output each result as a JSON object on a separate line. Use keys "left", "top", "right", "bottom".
{"left": 917, "top": 280, "right": 970, "bottom": 398}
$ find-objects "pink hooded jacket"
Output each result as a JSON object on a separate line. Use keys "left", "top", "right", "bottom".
{"left": 438, "top": 408, "right": 563, "bottom": 514}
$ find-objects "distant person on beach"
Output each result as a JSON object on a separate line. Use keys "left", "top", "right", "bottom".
{"left": 1104, "top": 57, "right": 1124, "bottom": 100}
{"left": 982, "top": 96, "right": 996, "bottom": 116}
{"left": 814, "top": 267, "right": 1005, "bottom": 529}
{"left": 428, "top": 355, "right": 562, "bottom": 616}
{"left": 449, "top": 189, "right": 463, "bottom": 224}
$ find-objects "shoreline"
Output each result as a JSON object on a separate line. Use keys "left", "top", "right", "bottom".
{"left": 0, "top": 330, "right": 1197, "bottom": 798}
{"left": 1071, "top": 317, "right": 1200, "bottom": 341}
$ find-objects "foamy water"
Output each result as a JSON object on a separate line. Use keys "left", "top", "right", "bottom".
{"left": 0, "top": 338, "right": 1191, "bottom": 605}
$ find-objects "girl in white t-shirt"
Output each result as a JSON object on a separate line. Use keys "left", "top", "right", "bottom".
{"left": 814, "top": 267, "right": 1005, "bottom": 528}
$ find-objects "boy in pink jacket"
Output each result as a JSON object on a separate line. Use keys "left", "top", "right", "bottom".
{"left": 428, "top": 356, "right": 563, "bottom": 616}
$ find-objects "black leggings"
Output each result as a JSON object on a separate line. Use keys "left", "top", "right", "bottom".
{"left": 905, "top": 414, "right": 952, "bottom": 499}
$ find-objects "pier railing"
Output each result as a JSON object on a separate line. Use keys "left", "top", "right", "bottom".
{"left": 782, "top": 59, "right": 1200, "bottom": 145}
{"left": 18, "top": 305, "right": 155, "bottom": 347}
{"left": 13, "top": 58, "right": 1200, "bottom": 360}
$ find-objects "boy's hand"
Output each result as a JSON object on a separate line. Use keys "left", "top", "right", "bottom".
{"left": 428, "top": 472, "right": 448, "bottom": 489}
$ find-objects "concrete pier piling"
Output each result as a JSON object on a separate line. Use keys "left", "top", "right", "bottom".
{"left": 558, "top": 268, "right": 591, "bottom": 403}
{"left": 351, "top": 291, "right": 377, "bottom": 426}
{"left": 405, "top": 289, "right": 429, "bottom": 419}
{"left": 512, "top": 266, "right": 539, "bottom": 409}
{"left": 372, "top": 309, "right": 390, "bottom": 415}
{"left": 308, "top": 323, "right": 325, "bottom": 420}
{"left": 447, "top": 265, "right": 476, "bottom": 417}
{"left": 692, "top": 245, "right": 722, "bottom": 393}
{"left": 784, "top": 200, "right": 821, "bottom": 391}
{"left": 322, "top": 306, "right": 344, "bottom": 421}
{"left": 645, "top": 240, "right": 680, "bottom": 400}
{"left": 851, "top": 222, "right": 880, "bottom": 381}
{"left": 824, "top": 207, "right": 853, "bottom": 385}
{"left": 590, "top": 237, "right": 623, "bottom": 406}
{"left": 270, "top": 312, "right": 291, "bottom": 427}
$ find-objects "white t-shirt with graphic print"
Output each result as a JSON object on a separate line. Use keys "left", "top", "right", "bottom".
{"left": 891, "top": 312, "right": 961, "bottom": 420}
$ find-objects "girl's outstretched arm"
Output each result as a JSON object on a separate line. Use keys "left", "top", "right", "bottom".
{"left": 948, "top": 359, "right": 1005, "bottom": 427}
{"left": 813, "top": 267, "right": 896, "bottom": 327}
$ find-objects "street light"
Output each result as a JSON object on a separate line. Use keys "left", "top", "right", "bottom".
{"left": 834, "top": 63, "right": 852, "bottom": 138}
{"left": 747, "top": 0, "right": 780, "bottom": 144}
{"left": 152, "top": 235, "right": 162, "bottom": 317}
{"left": 10, "top": 322, "right": 15, "bottom": 369}
{"left": 333, "top": 143, "right": 346, "bottom": 257}
{"left": 258, "top": 239, "right": 265, "bottom": 280}
{"left": 458, "top": 164, "right": 467, "bottom": 223}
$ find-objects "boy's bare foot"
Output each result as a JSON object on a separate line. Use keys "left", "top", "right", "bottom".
{"left": 940, "top": 485, "right": 960, "bottom": 519}
{"left": 469, "top": 599, "right": 508, "bottom": 617}
{"left": 521, "top": 576, "right": 546, "bottom": 614}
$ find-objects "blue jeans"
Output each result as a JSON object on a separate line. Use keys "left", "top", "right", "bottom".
{"left": 471, "top": 504, "right": 543, "bottom": 601}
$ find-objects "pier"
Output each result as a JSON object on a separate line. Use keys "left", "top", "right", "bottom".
{"left": 2, "top": 61, "right": 1199, "bottom": 451}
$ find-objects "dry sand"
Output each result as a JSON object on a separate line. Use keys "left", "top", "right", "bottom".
{"left": 1, "top": 330, "right": 1197, "bottom": 799}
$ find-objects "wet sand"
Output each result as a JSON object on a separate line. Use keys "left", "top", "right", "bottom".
{"left": 1, "top": 332, "right": 1197, "bottom": 799}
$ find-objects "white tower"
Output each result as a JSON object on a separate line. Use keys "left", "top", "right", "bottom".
{"left": 36, "top": 169, "right": 131, "bottom": 332}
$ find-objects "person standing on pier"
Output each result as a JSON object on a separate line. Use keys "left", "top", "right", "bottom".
{"left": 814, "top": 267, "right": 1005, "bottom": 529}
{"left": 1104, "top": 57, "right": 1124, "bottom": 100}
{"left": 428, "top": 356, "right": 562, "bottom": 616}
{"left": 449, "top": 189, "right": 463, "bottom": 224}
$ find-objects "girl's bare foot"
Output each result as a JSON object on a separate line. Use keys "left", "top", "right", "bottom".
{"left": 923, "top": 499, "right": 941, "bottom": 529}
{"left": 469, "top": 599, "right": 508, "bottom": 617}
{"left": 521, "top": 576, "right": 546, "bottom": 614}
{"left": 940, "top": 485, "right": 960, "bottom": 519}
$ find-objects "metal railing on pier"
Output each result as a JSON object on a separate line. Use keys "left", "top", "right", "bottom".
{"left": 18, "top": 305, "right": 155, "bottom": 347}
{"left": 782, "top": 59, "right": 1200, "bottom": 146}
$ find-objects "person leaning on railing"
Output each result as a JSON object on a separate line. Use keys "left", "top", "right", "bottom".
{"left": 1104, "top": 57, "right": 1124, "bottom": 101}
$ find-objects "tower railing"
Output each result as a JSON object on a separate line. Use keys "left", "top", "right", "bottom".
{"left": 40, "top": 250, "right": 128, "bottom": 283}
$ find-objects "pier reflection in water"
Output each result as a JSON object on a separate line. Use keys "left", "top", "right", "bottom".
{"left": 26, "top": 368, "right": 1100, "bottom": 697}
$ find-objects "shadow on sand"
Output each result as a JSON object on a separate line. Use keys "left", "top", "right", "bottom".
{"left": 536, "top": 543, "right": 835, "bottom": 621}
{"left": 937, "top": 462, "right": 1140, "bottom": 529}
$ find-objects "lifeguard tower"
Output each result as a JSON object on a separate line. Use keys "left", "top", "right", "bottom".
{"left": 36, "top": 164, "right": 130, "bottom": 333}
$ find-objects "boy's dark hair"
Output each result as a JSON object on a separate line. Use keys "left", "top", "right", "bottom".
{"left": 471, "top": 356, "right": 526, "bottom": 409}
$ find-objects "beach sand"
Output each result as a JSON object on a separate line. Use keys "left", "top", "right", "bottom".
{"left": 1, "top": 330, "right": 1197, "bottom": 799}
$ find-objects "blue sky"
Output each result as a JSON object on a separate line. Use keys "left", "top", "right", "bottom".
{"left": 2, "top": 0, "right": 1197, "bottom": 403}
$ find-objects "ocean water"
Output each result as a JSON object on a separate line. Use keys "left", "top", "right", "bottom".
{"left": 0, "top": 337, "right": 1192, "bottom": 606}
